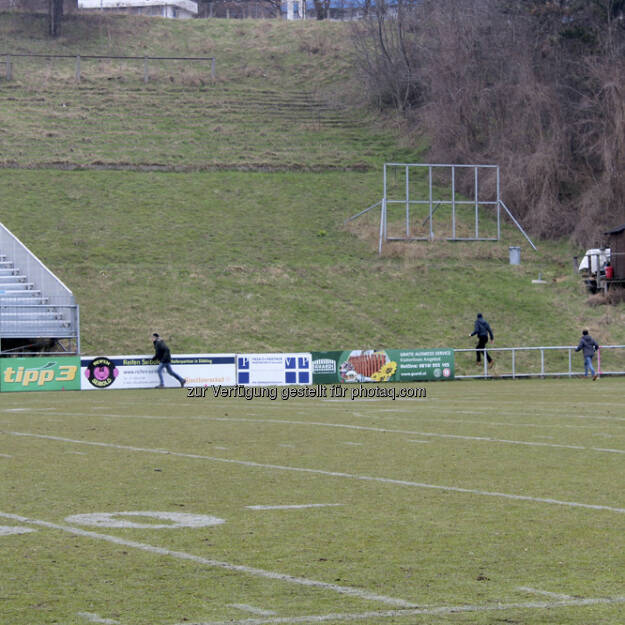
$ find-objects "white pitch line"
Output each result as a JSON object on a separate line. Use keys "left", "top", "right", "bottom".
{"left": 246, "top": 504, "right": 343, "bottom": 511}
{"left": 516, "top": 586, "right": 575, "bottom": 600}
{"left": 175, "top": 595, "right": 625, "bottom": 625}
{"left": 22, "top": 406, "right": 625, "bottom": 431}
{"left": 348, "top": 409, "right": 625, "bottom": 431}
{"left": 77, "top": 612, "right": 120, "bottom": 624}
{"left": 0, "top": 453, "right": 12, "bottom": 458}
{"left": 0, "top": 511, "right": 414, "bottom": 608}
{"left": 207, "top": 416, "right": 625, "bottom": 455}
{"left": 7, "top": 431, "right": 625, "bottom": 515}
{"left": 0, "top": 526, "right": 36, "bottom": 536}
{"left": 229, "top": 604, "right": 277, "bottom": 616}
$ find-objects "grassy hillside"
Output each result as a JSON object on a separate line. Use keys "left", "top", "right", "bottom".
{"left": 0, "top": 12, "right": 624, "bottom": 358}
{"left": 0, "top": 13, "right": 405, "bottom": 170}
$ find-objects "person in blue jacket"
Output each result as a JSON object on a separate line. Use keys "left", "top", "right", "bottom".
{"left": 470, "top": 313, "right": 494, "bottom": 367}
{"left": 575, "top": 329, "right": 599, "bottom": 380}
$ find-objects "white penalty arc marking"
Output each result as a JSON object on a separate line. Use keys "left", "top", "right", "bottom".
{"left": 229, "top": 604, "right": 277, "bottom": 616}
{"left": 77, "top": 612, "right": 120, "bottom": 624}
{"left": 0, "top": 525, "right": 36, "bottom": 536}
{"left": 175, "top": 595, "right": 625, "bottom": 625}
{"left": 7, "top": 431, "right": 625, "bottom": 515}
{"left": 246, "top": 504, "right": 343, "bottom": 511}
{"left": 516, "top": 586, "right": 575, "bottom": 600}
{"left": 0, "top": 511, "right": 414, "bottom": 608}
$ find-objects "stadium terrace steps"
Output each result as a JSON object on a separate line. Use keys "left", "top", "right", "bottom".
{"left": 0, "top": 254, "right": 72, "bottom": 338}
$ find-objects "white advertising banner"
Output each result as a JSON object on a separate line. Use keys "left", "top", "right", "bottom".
{"left": 80, "top": 354, "right": 236, "bottom": 390}
{"left": 236, "top": 353, "right": 312, "bottom": 386}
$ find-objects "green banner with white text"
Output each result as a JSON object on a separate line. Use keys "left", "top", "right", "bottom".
{"left": 312, "top": 349, "right": 454, "bottom": 384}
{"left": 1, "top": 357, "right": 81, "bottom": 392}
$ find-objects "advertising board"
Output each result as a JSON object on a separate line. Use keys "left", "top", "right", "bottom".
{"left": 312, "top": 349, "right": 454, "bottom": 384}
{"left": 0, "top": 356, "right": 81, "bottom": 392}
{"left": 80, "top": 354, "right": 236, "bottom": 390}
{"left": 236, "top": 353, "right": 312, "bottom": 386}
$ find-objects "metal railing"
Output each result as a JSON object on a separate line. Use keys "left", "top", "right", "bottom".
{"left": 2, "top": 53, "right": 216, "bottom": 83}
{"left": 0, "top": 304, "right": 79, "bottom": 339}
{"left": 455, "top": 345, "right": 625, "bottom": 379}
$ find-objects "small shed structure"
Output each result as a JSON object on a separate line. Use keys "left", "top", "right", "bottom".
{"left": 604, "top": 223, "right": 625, "bottom": 280}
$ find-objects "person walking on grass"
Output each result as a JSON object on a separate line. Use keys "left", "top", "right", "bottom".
{"left": 151, "top": 333, "right": 186, "bottom": 388}
{"left": 470, "top": 313, "right": 494, "bottom": 367}
{"left": 575, "top": 329, "right": 599, "bottom": 380}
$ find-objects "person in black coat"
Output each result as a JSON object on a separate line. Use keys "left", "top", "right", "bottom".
{"left": 470, "top": 313, "right": 494, "bottom": 366}
{"left": 575, "top": 329, "right": 599, "bottom": 380}
{"left": 151, "top": 333, "right": 186, "bottom": 388}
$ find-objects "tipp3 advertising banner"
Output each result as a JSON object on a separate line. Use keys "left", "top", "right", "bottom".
{"left": 0, "top": 357, "right": 81, "bottom": 392}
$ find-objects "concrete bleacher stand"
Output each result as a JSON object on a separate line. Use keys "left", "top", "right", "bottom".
{"left": 0, "top": 223, "right": 79, "bottom": 355}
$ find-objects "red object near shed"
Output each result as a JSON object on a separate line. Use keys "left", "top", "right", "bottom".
{"left": 604, "top": 224, "right": 625, "bottom": 280}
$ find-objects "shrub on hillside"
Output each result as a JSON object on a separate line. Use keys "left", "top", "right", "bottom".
{"left": 351, "top": 0, "right": 625, "bottom": 244}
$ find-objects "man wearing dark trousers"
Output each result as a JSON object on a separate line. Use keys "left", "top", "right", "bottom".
{"left": 575, "top": 329, "right": 599, "bottom": 380}
{"left": 151, "top": 333, "right": 186, "bottom": 388}
{"left": 470, "top": 313, "right": 494, "bottom": 367}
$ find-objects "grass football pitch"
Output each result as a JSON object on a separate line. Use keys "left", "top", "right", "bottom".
{"left": 1, "top": 378, "right": 625, "bottom": 625}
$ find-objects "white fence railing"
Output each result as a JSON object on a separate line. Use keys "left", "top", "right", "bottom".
{"left": 455, "top": 345, "right": 625, "bottom": 379}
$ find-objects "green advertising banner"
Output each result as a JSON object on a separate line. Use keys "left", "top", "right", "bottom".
{"left": 312, "top": 349, "right": 454, "bottom": 384}
{"left": 0, "top": 357, "right": 81, "bottom": 392}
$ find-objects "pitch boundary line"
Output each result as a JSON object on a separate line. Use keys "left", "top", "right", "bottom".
{"left": 0, "top": 510, "right": 415, "bottom": 608}
{"left": 10, "top": 410, "right": 625, "bottom": 455}
{"left": 208, "top": 416, "right": 625, "bottom": 454}
{"left": 176, "top": 595, "right": 625, "bottom": 625}
{"left": 7, "top": 431, "right": 625, "bottom": 514}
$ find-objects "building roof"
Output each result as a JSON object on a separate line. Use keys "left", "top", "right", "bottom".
{"left": 79, "top": 0, "right": 198, "bottom": 13}
{"left": 605, "top": 223, "right": 625, "bottom": 235}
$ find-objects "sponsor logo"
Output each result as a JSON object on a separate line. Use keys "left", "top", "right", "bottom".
{"left": 313, "top": 358, "right": 337, "bottom": 374}
{"left": 84, "top": 357, "right": 119, "bottom": 388}
{"left": 2, "top": 361, "right": 78, "bottom": 387}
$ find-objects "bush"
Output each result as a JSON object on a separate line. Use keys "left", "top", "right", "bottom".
{"left": 351, "top": 0, "right": 625, "bottom": 244}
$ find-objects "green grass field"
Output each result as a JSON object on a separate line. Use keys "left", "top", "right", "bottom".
{"left": 1, "top": 12, "right": 625, "bottom": 353}
{"left": 2, "top": 379, "right": 625, "bottom": 625}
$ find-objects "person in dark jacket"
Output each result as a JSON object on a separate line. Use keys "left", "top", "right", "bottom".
{"left": 575, "top": 329, "right": 599, "bottom": 380}
{"left": 470, "top": 313, "right": 494, "bottom": 366}
{"left": 151, "top": 333, "right": 186, "bottom": 388}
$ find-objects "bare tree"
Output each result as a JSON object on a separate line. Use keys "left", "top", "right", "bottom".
{"left": 49, "top": 0, "right": 63, "bottom": 37}
{"left": 312, "top": 0, "right": 331, "bottom": 19}
{"left": 350, "top": 0, "right": 625, "bottom": 243}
